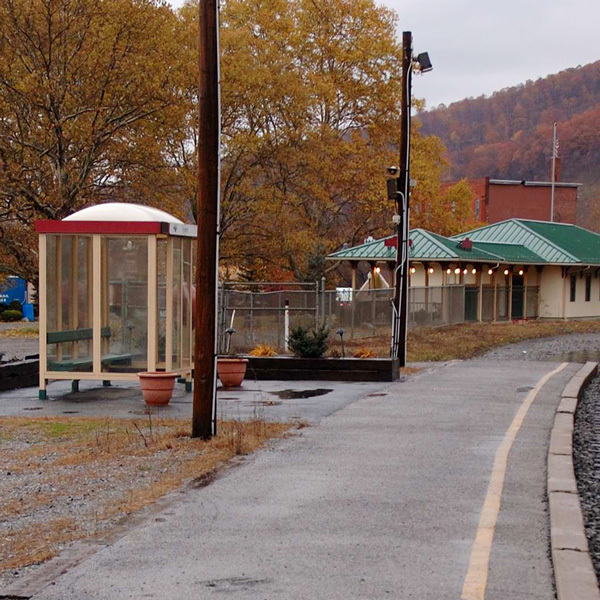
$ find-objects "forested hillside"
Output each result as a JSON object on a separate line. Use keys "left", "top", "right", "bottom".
{"left": 418, "top": 61, "right": 600, "bottom": 223}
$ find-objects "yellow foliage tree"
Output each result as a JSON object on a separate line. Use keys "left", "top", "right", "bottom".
{"left": 0, "top": 0, "right": 185, "bottom": 281}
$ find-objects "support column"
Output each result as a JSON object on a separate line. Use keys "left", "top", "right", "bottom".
{"left": 147, "top": 236, "right": 158, "bottom": 372}
{"left": 523, "top": 271, "right": 528, "bottom": 319}
{"left": 39, "top": 235, "right": 47, "bottom": 399}
{"left": 92, "top": 235, "right": 102, "bottom": 376}
{"left": 493, "top": 271, "right": 498, "bottom": 322}
{"left": 166, "top": 237, "right": 174, "bottom": 372}
{"left": 508, "top": 271, "right": 513, "bottom": 320}
{"left": 477, "top": 269, "right": 483, "bottom": 322}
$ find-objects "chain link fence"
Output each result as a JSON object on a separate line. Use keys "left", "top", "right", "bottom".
{"left": 217, "top": 284, "right": 467, "bottom": 352}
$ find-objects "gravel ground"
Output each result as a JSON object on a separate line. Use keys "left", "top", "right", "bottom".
{"left": 481, "top": 332, "right": 600, "bottom": 362}
{"left": 0, "top": 323, "right": 38, "bottom": 361}
{"left": 573, "top": 375, "right": 600, "bottom": 578}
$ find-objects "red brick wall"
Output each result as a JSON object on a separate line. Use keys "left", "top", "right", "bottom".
{"left": 487, "top": 183, "right": 577, "bottom": 224}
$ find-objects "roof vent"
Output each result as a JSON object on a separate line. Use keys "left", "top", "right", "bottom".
{"left": 458, "top": 238, "right": 472, "bottom": 250}
{"left": 364, "top": 236, "right": 375, "bottom": 244}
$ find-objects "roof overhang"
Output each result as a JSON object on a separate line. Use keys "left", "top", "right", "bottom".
{"left": 35, "top": 220, "right": 197, "bottom": 238}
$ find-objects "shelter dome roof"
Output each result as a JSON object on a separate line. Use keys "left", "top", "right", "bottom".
{"left": 63, "top": 203, "right": 183, "bottom": 224}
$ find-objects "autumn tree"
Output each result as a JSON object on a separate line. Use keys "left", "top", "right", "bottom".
{"left": 175, "top": 0, "right": 409, "bottom": 281}
{"left": 0, "top": 0, "right": 185, "bottom": 281}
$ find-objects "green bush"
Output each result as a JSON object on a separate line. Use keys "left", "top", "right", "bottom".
{"left": 0, "top": 309, "right": 23, "bottom": 322}
{"left": 8, "top": 300, "right": 22, "bottom": 311}
{"left": 287, "top": 325, "right": 330, "bottom": 358}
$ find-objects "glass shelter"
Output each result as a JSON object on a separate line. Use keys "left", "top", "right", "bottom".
{"left": 35, "top": 203, "right": 197, "bottom": 398}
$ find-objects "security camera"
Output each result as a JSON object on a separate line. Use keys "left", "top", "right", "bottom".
{"left": 386, "top": 166, "right": 399, "bottom": 177}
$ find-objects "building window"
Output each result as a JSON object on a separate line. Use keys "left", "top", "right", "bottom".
{"left": 586, "top": 275, "right": 592, "bottom": 302}
{"left": 475, "top": 198, "right": 480, "bottom": 220}
{"left": 570, "top": 274, "right": 577, "bottom": 302}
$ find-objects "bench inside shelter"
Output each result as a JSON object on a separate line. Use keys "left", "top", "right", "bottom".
{"left": 47, "top": 327, "right": 132, "bottom": 373}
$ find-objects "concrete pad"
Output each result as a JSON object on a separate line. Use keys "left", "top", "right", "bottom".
{"left": 549, "top": 491, "right": 589, "bottom": 551}
{"left": 548, "top": 454, "right": 578, "bottom": 494}
{"left": 557, "top": 396, "right": 578, "bottom": 414}
{"left": 0, "top": 378, "right": 394, "bottom": 425}
{"left": 553, "top": 549, "right": 600, "bottom": 600}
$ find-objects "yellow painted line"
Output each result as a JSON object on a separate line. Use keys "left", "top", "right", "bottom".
{"left": 461, "top": 362, "right": 568, "bottom": 600}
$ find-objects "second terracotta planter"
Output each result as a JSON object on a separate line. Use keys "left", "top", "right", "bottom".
{"left": 217, "top": 358, "right": 248, "bottom": 388}
{"left": 138, "top": 372, "right": 179, "bottom": 406}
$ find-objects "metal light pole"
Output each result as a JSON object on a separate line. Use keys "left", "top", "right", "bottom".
{"left": 390, "top": 32, "right": 431, "bottom": 366}
{"left": 391, "top": 31, "right": 413, "bottom": 366}
{"left": 193, "top": 0, "right": 220, "bottom": 439}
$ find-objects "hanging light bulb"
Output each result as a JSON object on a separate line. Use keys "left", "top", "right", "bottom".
{"left": 518, "top": 269, "right": 524, "bottom": 276}
{"left": 488, "top": 269, "right": 493, "bottom": 275}
{"left": 410, "top": 267, "right": 416, "bottom": 274}
{"left": 504, "top": 269, "right": 509, "bottom": 276}
{"left": 375, "top": 266, "right": 381, "bottom": 273}
{"left": 446, "top": 268, "right": 451, "bottom": 275}
{"left": 463, "top": 268, "right": 468, "bottom": 275}
{"left": 471, "top": 268, "right": 477, "bottom": 274}
{"left": 454, "top": 268, "right": 460, "bottom": 274}
{"left": 428, "top": 267, "right": 434, "bottom": 274}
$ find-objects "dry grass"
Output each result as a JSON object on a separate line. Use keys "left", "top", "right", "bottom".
{"left": 0, "top": 325, "right": 38, "bottom": 338}
{"left": 329, "top": 320, "right": 600, "bottom": 363}
{"left": 0, "top": 416, "right": 291, "bottom": 577}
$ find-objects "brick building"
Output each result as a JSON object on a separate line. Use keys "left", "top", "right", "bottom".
{"left": 444, "top": 175, "right": 581, "bottom": 225}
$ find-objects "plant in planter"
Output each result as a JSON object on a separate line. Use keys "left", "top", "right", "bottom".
{"left": 217, "top": 328, "right": 248, "bottom": 388}
{"left": 249, "top": 344, "right": 278, "bottom": 357}
{"left": 287, "top": 324, "right": 330, "bottom": 358}
{"left": 137, "top": 371, "right": 179, "bottom": 406}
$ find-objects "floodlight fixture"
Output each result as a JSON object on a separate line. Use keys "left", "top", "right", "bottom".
{"left": 416, "top": 52, "right": 433, "bottom": 73}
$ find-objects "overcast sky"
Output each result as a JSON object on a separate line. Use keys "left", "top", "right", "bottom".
{"left": 386, "top": 0, "right": 600, "bottom": 109}
{"left": 170, "top": 0, "right": 600, "bottom": 110}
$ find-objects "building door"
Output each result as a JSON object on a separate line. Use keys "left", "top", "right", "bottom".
{"left": 465, "top": 287, "right": 479, "bottom": 322}
{"left": 511, "top": 275, "right": 524, "bottom": 319}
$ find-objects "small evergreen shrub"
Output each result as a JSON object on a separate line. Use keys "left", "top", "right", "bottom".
{"left": 9, "top": 300, "right": 22, "bottom": 311}
{"left": 1, "top": 309, "right": 23, "bottom": 322}
{"left": 287, "top": 325, "right": 329, "bottom": 358}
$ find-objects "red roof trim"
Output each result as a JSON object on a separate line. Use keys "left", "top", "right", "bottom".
{"left": 35, "top": 221, "right": 163, "bottom": 235}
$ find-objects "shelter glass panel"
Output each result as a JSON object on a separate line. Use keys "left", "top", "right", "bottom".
{"left": 157, "top": 238, "right": 167, "bottom": 367}
{"left": 172, "top": 237, "right": 182, "bottom": 370}
{"left": 181, "top": 238, "right": 192, "bottom": 368}
{"left": 101, "top": 237, "right": 148, "bottom": 373}
{"left": 45, "top": 235, "right": 93, "bottom": 372}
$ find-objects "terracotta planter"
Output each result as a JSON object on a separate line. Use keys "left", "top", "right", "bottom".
{"left": 217, "top": 358, "right": 248, "bottom": 388}
{"left": 137, "top": 372, "right": 179, "bottom": 406}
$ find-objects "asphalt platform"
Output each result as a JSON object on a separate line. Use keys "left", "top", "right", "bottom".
{"left": 0, "top": 358, "right": 581, "bottom": 599}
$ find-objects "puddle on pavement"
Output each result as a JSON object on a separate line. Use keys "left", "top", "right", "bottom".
{"left": 270, "top": 388, "right": 333, "bottom": 400}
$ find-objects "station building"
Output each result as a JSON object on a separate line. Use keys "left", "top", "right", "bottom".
{"left": 327, "top": 219, "right": 600, "bottom": 323}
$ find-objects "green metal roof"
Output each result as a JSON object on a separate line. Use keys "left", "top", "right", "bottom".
{"left": 519, "top": 220, "right": 600, "bottom": 264}
{"left": 327, "top": 219, "right": 600, "bottom": 266}
{"left": 469, "top": 242, "right": 546, "bottom": 264}
{"left": 327, "top": 236, "right": 397, "bottom": 261}
{"left": 452, "top": 219, "right": 578, "bottom": 263}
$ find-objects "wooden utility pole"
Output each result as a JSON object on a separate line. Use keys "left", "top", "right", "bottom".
{"left": 391, "top": 31, "right": 412, "bottom": 366}
{"left": 193, "top": 0, "right": 220, "bottom": 439}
